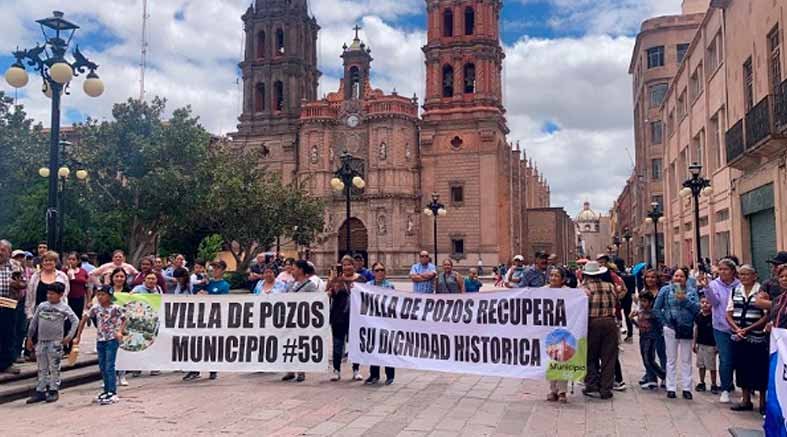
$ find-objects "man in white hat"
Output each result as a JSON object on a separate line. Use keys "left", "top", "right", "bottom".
{"left": 581, "top": 260, "right": 625, "bottom": 400}
{"left": 504, "top": 255, "right": 526, "bottom": 288}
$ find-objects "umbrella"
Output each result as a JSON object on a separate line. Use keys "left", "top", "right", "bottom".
{"left": 632, "top": 262, "right": 648, "bottom": 276}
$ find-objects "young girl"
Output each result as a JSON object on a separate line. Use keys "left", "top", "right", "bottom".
{"left": 74, "top": 286, "right": 126, "bottom": 405}
{"left": 546, "top": 268, "right": 569, "bottom": 403}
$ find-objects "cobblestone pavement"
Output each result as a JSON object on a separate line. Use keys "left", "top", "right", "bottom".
{"left": 6, "top": 334, "right": 763, "bottom": 437}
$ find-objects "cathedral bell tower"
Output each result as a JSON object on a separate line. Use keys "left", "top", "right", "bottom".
{"left": 341, "top": 26, "right": 373, "bottom": 101}
{"left": 420, "top": 0, "right": 519, "bottom": 264}
{"left": 234, "top": 0, "right": 320, "bottom": 183}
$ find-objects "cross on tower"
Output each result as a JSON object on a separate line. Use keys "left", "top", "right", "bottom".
{"left": 353, "top": 24, "right": 361, "bottom": 39}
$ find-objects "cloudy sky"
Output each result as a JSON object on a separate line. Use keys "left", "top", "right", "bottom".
{"left": 1, "top": 0, "right": 684, "bottom": 216}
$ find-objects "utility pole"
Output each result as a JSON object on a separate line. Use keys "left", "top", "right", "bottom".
{"left": 140, "top": 0, "right": 149, "bottom": 101}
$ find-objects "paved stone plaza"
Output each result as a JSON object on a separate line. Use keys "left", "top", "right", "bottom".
{"left": 6, "top": 330, "right": 763, "bottom": 437}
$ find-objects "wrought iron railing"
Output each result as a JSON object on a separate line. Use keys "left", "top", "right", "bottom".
{"left": 775, "top": 79, "right": 787, "bottom": 131}
{"left": 745, "top": 95, "right": 773, "bottom": 149}
{"left": 725, "top": 118, "right": 744, "bottom": 164}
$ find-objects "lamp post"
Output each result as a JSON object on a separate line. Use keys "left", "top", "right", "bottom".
{"left": 330, "top": 151, "right": 365, "bottom": 259}
{"left": 681, "top": 162, "right": 712, "bottom": 270}
{"left": 645, "top": 202, "right": 665, "bottom": 267}
{"left": 612, "top": 235, "right": 622, "bottom": 257}
{"left": 39, "top": 143, "right": 88, "bottom": 254}
{"left": 622, "top": 227, "right": 633, "bottom": 266}
{"left": 6, "top": 11, "right": 104, "bottom": 251}
{"left": 423, "top": 193, "right": 447, "bottom": 262}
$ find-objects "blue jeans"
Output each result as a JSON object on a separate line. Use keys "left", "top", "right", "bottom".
{"left": 713, "top": 329, "right": 733, "bottom": 392}
{"left": 97, "top": 340, "right": 119, "bottom": 394}
{"left": 640, "top": 336, "right": 666, "bottom": 382}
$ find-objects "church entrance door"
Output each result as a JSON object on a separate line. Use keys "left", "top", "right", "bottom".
{"left": 338, "top": 217, "right": 369, "bottom": 264}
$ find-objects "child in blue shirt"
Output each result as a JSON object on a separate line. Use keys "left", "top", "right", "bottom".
{"left": 185, "top": 260, "right": 229, "bottom": 382}
{"left": 464, "top": 268, "right": 483, "bottom": 293}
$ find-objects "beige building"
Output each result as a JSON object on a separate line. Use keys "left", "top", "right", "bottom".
{"left": 575, "top": 202, "right": 612, "bottom": 259}
{"left": 634, "top": 0, "right": 787, "bottom": 279}
{"left": 627, "top": 3, "right": 704, "bottom": 265}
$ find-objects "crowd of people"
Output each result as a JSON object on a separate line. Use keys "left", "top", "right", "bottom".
{"left": 1, "top": 236, "right": 787, "bottom": 420}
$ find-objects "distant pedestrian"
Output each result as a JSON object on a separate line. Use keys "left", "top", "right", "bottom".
{"left": 476, "top": 257, "right": 484, "bottom": 276}
{"left": 63, "top": 252, "right": 90, "bottom": 321}
{"left": 276, "top": 258, "right": 296, "bottom": 287}
{"left": 519, "top": 251, "right": 549, "bottom": 287}
{"left": 504, "top": 255, "right": 525, "bottom": 288}
{"left": 131, "top": 272, "right": 163, "bottom": 294}
{"left": 171, "top": 268, "right": 192, "bottom": 294}
{"left": 409, "top": 251, "right": 437, "bottom": 294}
{"left": 74, "top": 285, "right": 126, "bottom": 405}
{"left": 25, "top": 282, "right": 78, "bottom": 404}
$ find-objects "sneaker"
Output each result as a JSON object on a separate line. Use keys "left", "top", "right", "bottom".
{"left": 281, "top": 373, "right": 296, "bottom": 382}
{"left": 667, "top": 391, "right": 676, "bottom": 399}
{"left": 384, "top": 378, "right": 395, "bottom": 386}
{"left": 150, "top": 371, "right": 161, "bottom": 376}
{"left": 330, "top": 369, "right": 341, "bottom": 381}
{"left": 711, "top": 385, "right": 721, "bottom": 395}
{"left": 209, "top": 372, "right": 217, "bottom": 380}
{"left": 582, "top": 389, "right": 601, "bottom": 398}
{"left": 26, "top": 391, "right": 46, "bottom": 404}
{"left": 2, "top": 364, "right": 21, "bottom": 374}
{"left": 295, "top": 374, "right": 305, "bottom": 383}
{"left": 45, "top": 390, "right": 59, "bottom": 403}
{"left": 613, "top": 381, "right": 627, "bottom": 392}
{"left": 364, "top": 377, "right": 379, "bottom": 385}
{"left": 352, "top": 369, "right": 363, "bottom": 381}
{"left": 118, "top": 376, "right": 129, "bottom": 386}
{"left": 720, "top": 391, "right": 731, "bottom": 403}
{"left": 182, "top": 372, "right": 200, "bottom": 381}
{"left": 640, "top": 381, "right": 657, "bottom": 390}
{"left": 695, "top": 382, "right": 706, "bottom": 392}
{"left": 95, "top": 392, "right": 108, "bottom": 403}
{"left": 682, "top": 391, "right": 693, "bottom": 400}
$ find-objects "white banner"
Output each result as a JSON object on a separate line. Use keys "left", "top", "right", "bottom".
{"left": 766, "top": 328, "right": 787, "bottom": 436}
{"left": 115, "top": 292, "right": 330, "bottom": 372}
{"left": 349, "top": 284, "right": 589, "bottom": 380}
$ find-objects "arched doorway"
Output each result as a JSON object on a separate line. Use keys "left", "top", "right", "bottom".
{"left": 337, "top": 218, "right": 368, "bottom": 263}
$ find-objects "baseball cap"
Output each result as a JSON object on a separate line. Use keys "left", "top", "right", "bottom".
{"left": 11, "top": 250, "right": 25, "bottom": 258}
{"left": 513, "top": 255, "right": 524, "bottom": 262}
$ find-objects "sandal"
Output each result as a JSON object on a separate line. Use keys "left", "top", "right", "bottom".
{"left": 546, "top": 393, "right": 559, "bottom": 402}
{"left": 558, "top": 393, "right": 568, "bottom": 403}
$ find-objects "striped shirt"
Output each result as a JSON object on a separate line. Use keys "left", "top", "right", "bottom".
{"left": 726, "top": 283, "right": 767, "bottom": 341}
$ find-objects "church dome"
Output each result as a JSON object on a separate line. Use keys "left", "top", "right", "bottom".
{"left": 576, "top": 201, "right": 600, "bottom": 222}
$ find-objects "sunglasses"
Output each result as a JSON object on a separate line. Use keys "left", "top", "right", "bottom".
{"left": 374, "top": 269, "right": 385, "bottom": 273}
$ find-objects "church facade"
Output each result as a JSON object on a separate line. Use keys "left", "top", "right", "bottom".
{"left": 234, "top": 0, "right": 551, "bottom": 271}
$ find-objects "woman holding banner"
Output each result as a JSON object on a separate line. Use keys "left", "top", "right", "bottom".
{"left": 726, "top": 265, "right": 769, "bottom": 414}
{"left": 328, "top": 256, "right": 365, "bottom": 382}
{"left": 281, "top": 260, "right": 319, "bottom": 383}
{"left": 365, "top": 261, "right": 395, "bottom": 385}
{"left": 436, "top": 259, "right": 464, "bottom": 294}
{"left": 546, "top": 267, "right": 569, "bottom": 403}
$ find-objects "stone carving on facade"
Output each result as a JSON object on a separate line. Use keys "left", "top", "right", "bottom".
{"left": 379, "top": 142, "right": 388, "bottom": 160}
{"left": 405, "top": 143, "right": 412, "bottom": 161}
{"left": 324, "top": 211, "right": 334, "bottom": 233}
{"left": 329, "top": 145, "right": 335, "bottom": 162}
{"left": 406, "top": 215, "right": 415, "bottom": 235}
{"left": 376, "top": 213, "right": 387, "bottom": 235}
{"left": 310, "top": 145, "right": 319, "bottom": 164}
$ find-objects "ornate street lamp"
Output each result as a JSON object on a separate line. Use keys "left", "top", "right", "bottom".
{"left": 644, "top": 202, "right": 665, "bottom": 267}
{"left": 330, "top": 151, "right": 365, "bottom": 259}
{"left": 622, "top": 227, "right": 633, "bottom": 266}
{"left": 612, "top": 235, "right": 622, "bottom": 257}
{"left": 423, "top": 192, "right": 447, "bottom": 262}
{"left": 6, "top": 11, "right": 104, "bottom": 250}
{"left": 39, "top": 141, "right": 88, "bottom": 253}
{"left": 681, "top": 162, "right": 712, "bottom": 270}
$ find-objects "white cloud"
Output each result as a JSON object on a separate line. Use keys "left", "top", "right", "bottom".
{"left": 2, "top": 0, "right": 663, "bottom": 216}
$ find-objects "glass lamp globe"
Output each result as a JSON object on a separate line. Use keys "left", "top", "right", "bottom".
{"left": 645, "top": 217, "right": 654, "bottom": 224}
{"left": 58, "top": 167, "right": 70, "bottom": 178}
{"left": 658, "top": 216, "right": 666, "bottom": 224}
{"left": 49, "top": 62, "right": 73, "bottom": 84}
{"left": 83, "top": 73, "right": 104, "bottom": 98}
{"left": 76, "top": 170, "right": 88, "bottom": 180}
{"left": 423, "top": 208, "right": 433, "bottom": 216}
{"left": 352, "top": 176, "right": 365, "bottom": 189}
{"left": 5, "top": 65, "right": 29, "bottom": 88}
{"left": 330, "top": 178, "right": 344, "bottom": 191}
{"left": 437, "top": 208, "right": 447, "bottom": 216}
{"left": 701, "top": 186, "right": 713, "bottom": 197}
{"left": 680, "top": 187, "right": 693, "bottom": 197}
{"left": 38, "top": 167, "right": 50, "bottom": 178}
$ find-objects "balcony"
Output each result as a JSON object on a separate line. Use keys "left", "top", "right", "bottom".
{"left": 725, "top": 92, "right": 787, "bottom": 171}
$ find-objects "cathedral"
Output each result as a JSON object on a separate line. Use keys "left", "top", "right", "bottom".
{"left": 233, "top": 0, "right": 551, "bottom": 271}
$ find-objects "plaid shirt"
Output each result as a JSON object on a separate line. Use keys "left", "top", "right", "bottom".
{"left": 0, "top": 259, "right": 24, "bottom": 307}
{"left": 583, "top": 277, "right": 620, "bottom": 319}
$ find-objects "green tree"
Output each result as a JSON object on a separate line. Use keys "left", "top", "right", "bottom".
{"left": 196, "top": 234, "right": 223, "bottom": 263}
{"left": 72, "top": 98, "right": 211, "bottom": 263}
{"left": 201, "top": 149, "right": 323, "bottom": 271}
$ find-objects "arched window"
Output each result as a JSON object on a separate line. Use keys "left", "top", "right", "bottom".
{"left": 255, "top": 83, "right": 265, "bottom": 112}
{"left": 443, "top": 9, "right": 453, "bottom": 37}
{"left": 256, "top": 31, "right": 265, "bottom": 58}
{"left": 464, "top": 7, "right": 475, "bottom": 35}
{"left": 463, "top": 63, "right": 476, "bottom": 94}
{"left": 349, "top": 66, "right": 361, "bottom": 99}
{"left": 274, "top": 81, "right": 284, "bottom": 111}
{"left": 442, "top": 65, "right": 454, "bottom": 97}
{"left": 275, "top": 28, "right": 285, "bottom": 54}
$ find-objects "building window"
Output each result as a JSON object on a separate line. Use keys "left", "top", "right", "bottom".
{"left": 677, "top": 89, "right": 687, "bottom": 119}
{"left": 669, "top": 162, "right": 676, "bottom": 195}
{"left": 451, "top": 239, "right": 465, "bottom": 257}
{"left": 668, "top": 109, "right": 675, "bottom": 137}
{"left": 649, "top": 83, "right": 668, "bottom": 108}
{"left": 274, "top": 80, "right": 284, "bottom": 111}
{"left": 443, "top": 9, "right": 453, "bottom": 37}
{"left": 709, "top": 113, "right": 721, "bottom": 171}
{"left": 690, "top": 64, "right": 703, "bottom": 101}
{"left": 647, "top": 46, "right": 665, "bottom": 68}
{"left": 442, "top": 65, "right": 454, "bottom": 97}
{"left": 256, "top": 31, "right": 265, "bottom": 59}
{"left": 349, "top": 66, "right": 361, "bottom": 99}
{"left": 716, "top": 209, "right": 730, "bottom": 222}
{"left": 254, "top": 82, "right": 265, "bottom": 112}
{"left": 699, "top": 216, "right": 709, "bottom": 227}
{"left": 715, "top": 231, "right": 731, "bottom": 260}
{"left": 651, "top": 159, "right": 662, "bottom": 181}
{"left": 706, "top": 35, "right": 719, "bottom": 73}
{"left": 652, "top": 195, "right": 664, "bottom": 208}
{"left": 769, "top": 25, "right": 782, "bottom": 94}
{"left": 464, "top": 7, "right": 475, "bottom": 36}
{"left": 743, "top": 57, "right": 754, "bottom": 111}
{"left": 677, "top": 43, "right": 690, "bottom": 64}
{"left": 693, "top": 133, "right": 704, "bottom": 169}
{"left": 650, "top": 121, "right": 663, "bottom": 145}
{"left": 275, "top": 28, "right": 285, "bottom": 55}
{"left": 450, "top": 185, "right": 464, "bottom": 205}
{"left": 463, "top": 63, "right": 476, "bottom": 94}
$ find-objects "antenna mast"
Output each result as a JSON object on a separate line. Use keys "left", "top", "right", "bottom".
{"left": 140, "top": 0, "right": 149, "bottom": 101}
